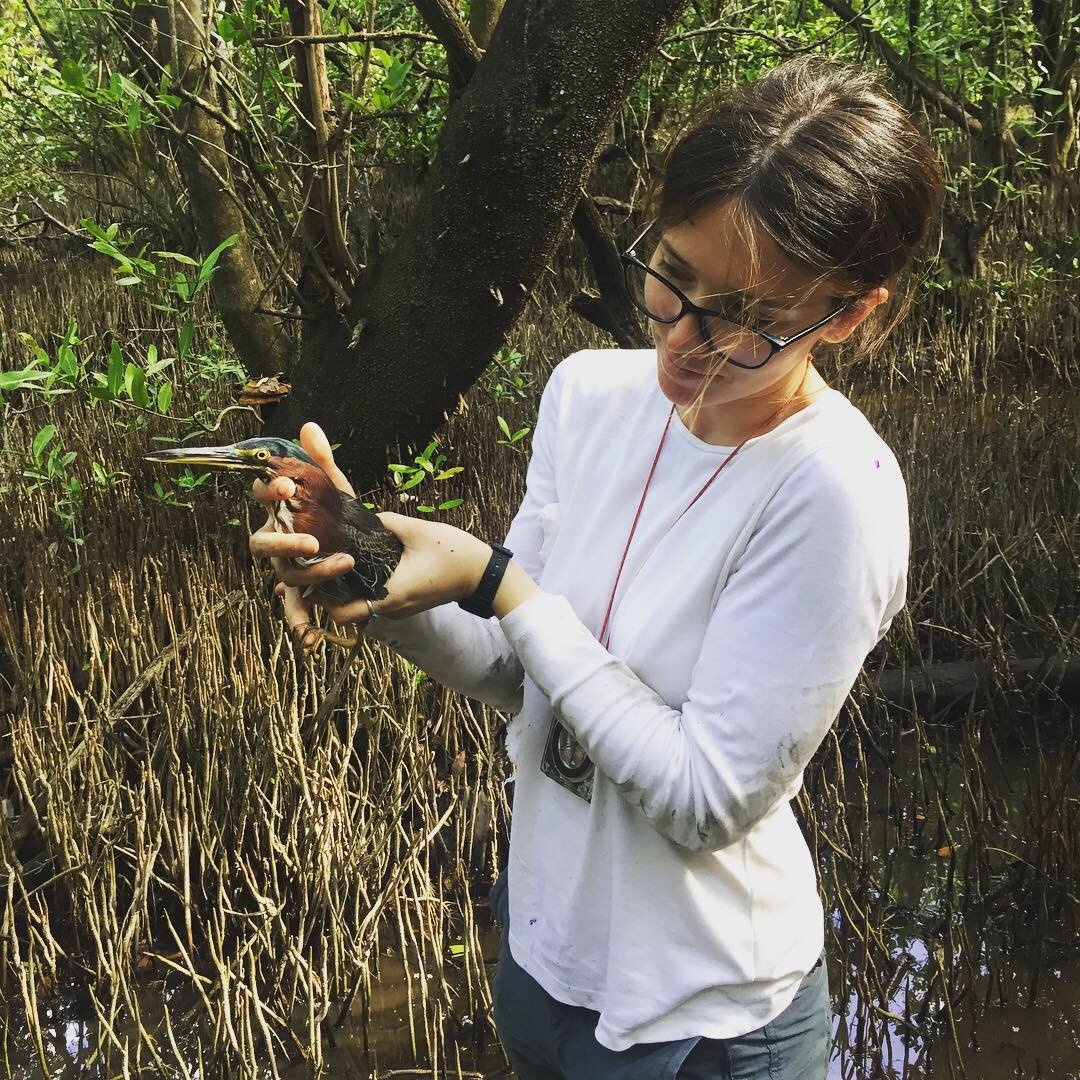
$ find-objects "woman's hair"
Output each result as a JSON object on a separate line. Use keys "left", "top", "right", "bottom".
{"left": 644, "top": 55, "right": 945, "bottom": 366}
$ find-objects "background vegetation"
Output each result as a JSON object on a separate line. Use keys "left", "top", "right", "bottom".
{"left": 0, "top": 0, "right": 1077, "bottom": 1076}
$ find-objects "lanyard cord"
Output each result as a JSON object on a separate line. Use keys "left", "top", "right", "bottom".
{"left": 597, "top": 357, "right": 814, "bottom": 650}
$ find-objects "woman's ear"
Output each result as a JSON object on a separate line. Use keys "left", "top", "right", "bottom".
{"left": 819, "top": 286, "right": 890, "bottom": 344}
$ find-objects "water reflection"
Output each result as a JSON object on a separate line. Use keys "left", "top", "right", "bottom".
{"left": 2, "top": 729, "right": 1077, "bottom": 1079}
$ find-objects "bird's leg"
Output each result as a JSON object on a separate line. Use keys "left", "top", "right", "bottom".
{"left": 290, "top": 621, "right": 360, "bottom": 659}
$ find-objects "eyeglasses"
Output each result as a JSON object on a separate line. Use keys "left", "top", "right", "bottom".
{"left": 620, "top": 220, "right": 853, "bottom": 370}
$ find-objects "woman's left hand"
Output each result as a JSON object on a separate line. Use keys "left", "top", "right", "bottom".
{"left": 322, "top": 511, "right": 494, "bottom": 625}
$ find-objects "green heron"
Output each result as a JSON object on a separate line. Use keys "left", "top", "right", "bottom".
{"left": 145, "top": 437, "right": 402, "bottom": 653}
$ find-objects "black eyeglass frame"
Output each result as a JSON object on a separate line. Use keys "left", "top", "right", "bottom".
{"left": 620, "top": 220, "right": 854, "bottom": 370}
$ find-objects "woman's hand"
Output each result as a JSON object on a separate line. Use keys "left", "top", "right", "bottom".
{"left": 249, "top": 422, "right": 493, "bottom": 634}
{"left": 319, "top": 512, "right": 493, "bottom": 626}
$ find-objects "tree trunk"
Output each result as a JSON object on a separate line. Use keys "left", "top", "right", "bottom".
{"left": 266, "top": 0, "right": 687, "bottom": 488}
{"left": 468, "top": 0, "right": 505, "bottom": 49}
{"left": 133, "top": 0, "right": 296, "bottom": 378}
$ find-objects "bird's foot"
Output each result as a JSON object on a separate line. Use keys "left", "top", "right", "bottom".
{"left": 291, "top": 621, "right": 360, "bottom": 658}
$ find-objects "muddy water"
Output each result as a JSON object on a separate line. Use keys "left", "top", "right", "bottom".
{"left": 3, "top": 732, "right": 1078, "bottom": 1078}
{"left": 330, "top": 733, "right": 1080, "bottom": 1078}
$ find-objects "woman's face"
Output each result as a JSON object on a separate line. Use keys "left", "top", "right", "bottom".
{"left": 647, "top": 200, "right": 869, "bottom": 412}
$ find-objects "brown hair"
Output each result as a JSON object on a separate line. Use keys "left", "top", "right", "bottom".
{"left": 644, "top": 55, "right": 945, "bottom": 365}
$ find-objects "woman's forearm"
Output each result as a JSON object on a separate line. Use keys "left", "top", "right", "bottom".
{"left": 364, "top": 603, "right": 525, "bottom": 713}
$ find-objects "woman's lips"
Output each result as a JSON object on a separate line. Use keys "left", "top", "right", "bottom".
{"left": 660, "top": 350, "right": 713, "bottom": 378}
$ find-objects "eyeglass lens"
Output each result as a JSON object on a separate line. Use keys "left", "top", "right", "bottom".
{"left": 623, "top": 262, "right": 775, "bottom": 367}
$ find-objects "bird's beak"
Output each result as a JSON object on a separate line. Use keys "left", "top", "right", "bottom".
{"left": 144, "top": 444, "right": 261, "bottom": 471}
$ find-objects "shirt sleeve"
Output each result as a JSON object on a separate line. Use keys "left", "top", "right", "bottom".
{"left": 498, "top": 445, "right": 910, "bottom": 851}
{"left": 362, "top": 355, "right": 569, "bottom": 712}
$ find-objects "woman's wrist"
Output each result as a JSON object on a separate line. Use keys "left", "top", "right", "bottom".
{"left": 492, "top": 559, "right": 542, "bottom": 619}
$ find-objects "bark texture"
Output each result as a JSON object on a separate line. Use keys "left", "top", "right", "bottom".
{"left": 266, "top": 0, "right": 687, "bottom": 487}
{"left": 169, "top": 0, "right": 296, "bottom": 377}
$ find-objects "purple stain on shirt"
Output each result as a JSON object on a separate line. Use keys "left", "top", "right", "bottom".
{"left": 874, "top": 458, "right": 881, "bottom": 470}
{"left": 529, "top": 917, "right": 537, "bottom": 925}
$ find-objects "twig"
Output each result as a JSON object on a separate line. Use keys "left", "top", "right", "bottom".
{"left": 253, "top": 30, "right": 438, "bottom": 47}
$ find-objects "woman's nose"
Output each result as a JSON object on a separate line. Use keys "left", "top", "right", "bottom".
{"left": 665, "top": 310, "right": 705, "bottom": 354}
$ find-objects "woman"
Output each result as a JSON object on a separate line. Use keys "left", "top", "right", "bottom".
{"left": 251, "top": 56, "right": 942, "bottom": 1080}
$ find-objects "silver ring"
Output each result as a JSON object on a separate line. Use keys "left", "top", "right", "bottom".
{"left": 365, "top": 598, "right": 380, "bottom": 620}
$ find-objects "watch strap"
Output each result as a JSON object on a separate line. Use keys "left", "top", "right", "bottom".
{"left": 458, "top": 543, "right": 513, "bottom": 618}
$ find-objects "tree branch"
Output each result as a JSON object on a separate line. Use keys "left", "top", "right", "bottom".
{"left": 568, "top": 194, "right": 649, "bottom": 348}
{"left": 817, "top": 0, "right": 1017, "bottom": 151}
{"left": 411, "top": 0, "right": 483, "bottom": 84}
{"left": 252, "top": 29, "right": 439, "bottom": 46}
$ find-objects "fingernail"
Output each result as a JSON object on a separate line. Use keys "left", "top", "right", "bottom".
{"left": 334, "top": 556, "right": 353, "bottom": 572}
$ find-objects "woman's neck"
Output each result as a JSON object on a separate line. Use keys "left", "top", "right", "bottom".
{"left": 676, "top": 359, "right": 829, "bottom": 446}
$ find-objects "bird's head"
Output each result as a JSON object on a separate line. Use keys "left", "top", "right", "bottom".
{"left": 145, "top": 437, "right": 320, "bottom": 482}
{"left": 145, "top": 436, "right": 347, "bottom": 542}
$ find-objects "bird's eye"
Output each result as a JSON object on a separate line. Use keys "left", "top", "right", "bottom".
{"left": 257, "top": 449, "right": 270, "bottom": 461}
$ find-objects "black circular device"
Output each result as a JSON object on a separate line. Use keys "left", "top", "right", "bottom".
{"left": 541, "top": 712, "right": 596, "bottom": 802}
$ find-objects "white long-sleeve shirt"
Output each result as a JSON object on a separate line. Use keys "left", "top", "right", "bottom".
{"left": 366, "top": 348, "right": 909, "bottom": 1051}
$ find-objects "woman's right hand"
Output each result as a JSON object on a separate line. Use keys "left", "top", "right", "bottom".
{"left": 248, "top": 422, "right": 362, "bottom": 638}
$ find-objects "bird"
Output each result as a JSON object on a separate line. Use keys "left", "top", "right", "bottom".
{"left": 145, "top": 437, "right": 403, "bottom": 654}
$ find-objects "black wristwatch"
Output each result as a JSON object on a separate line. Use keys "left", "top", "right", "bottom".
{"left": 458, "top": 542, "right": 514, "bottom": 618}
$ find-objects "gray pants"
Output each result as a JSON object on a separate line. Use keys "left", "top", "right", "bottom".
{"left": 489, "top": 871, "right": 831, "bottom": 1080}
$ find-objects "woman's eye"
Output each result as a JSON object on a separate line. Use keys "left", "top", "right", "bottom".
{"left": 659, "top": 259, "right": 688, "bottom": 281}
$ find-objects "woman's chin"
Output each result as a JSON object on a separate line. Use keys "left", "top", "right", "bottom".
{"left": 656, "top": 353, "right": 728, "bottom": 404}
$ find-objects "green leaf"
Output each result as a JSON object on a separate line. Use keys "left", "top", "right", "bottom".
{"left": 496, "top": 415, "right": 511, "bottom": 438}
{"left": 153, "top": 250, "right": 199, "bottom": 266}
{"left": 179, "top": 320, "right": 194, "bottom": 360}
{"left": 157, "top": 382, "right": 173, "bottom": 413}
{"left": 60, "top": 60, "right": 86, "bottom": 90}
{"left": 194, "top": 233, "right": 240, "bottom": 292}
{"left": 131, "top": 368, "right": 151, "bottom": 409}
{"left": 32, "top": 425, "right": 56, "bottom": 464}
{"left": 57, "top": 343, "right": 77, "bottom": 376}
{"left": 387, "top": 463, "right": 413, "bottom": 473}
{"left": 107, "top": 341, "right": 124, "bottom": 396}
{"left": 434, "top": 466, "right": 463, "bottom": 480}
{"left": 126, "top": 99, "right": 142, "bottom": 132}
{"left": 448, "top": 943, "right": 465, "bottom": 957}
{"left": 80, "top": 219, "right": 110, "bottom": 242}
{"left": 0, "top": 368, "right": 48, "bottom": 391}
{"left": 416, "top": 505, "right": 435, "bottom": 513}
{"left": 125, "top": 363, "right": 150, "bottom": 408}
{"left": 400, "top": 472, "right": 424, "bottom": 492}
{"left": 437, "top": 498, "right": 463, "bottom": 510}
{"left": 115, "top": 275, "right": 142, "bottom": 286}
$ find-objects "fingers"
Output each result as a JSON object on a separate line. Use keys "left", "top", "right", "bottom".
{"left": 324, "top": 596, "right": 380, "bottom": 626}
{"left": 375, "top": 510, "right": 415, "bottom": 541}
{"left": 250, "top": 528, "right": 320, "bottom": 560}
{"left": 300, "top": 422, "right": 355, "bottom": 497}
{"left": 271, "top": 553, "right": 354, "bottom": 588}
{"left": 252, "top": 474, "right": 296, "bottom": 503}
{"left": 282, "top": 585, "right": 311, "bottom": 633}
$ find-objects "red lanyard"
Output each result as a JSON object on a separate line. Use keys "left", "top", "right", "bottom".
{"left": 597, "top": 358, "right": 813, "bottom": 650}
